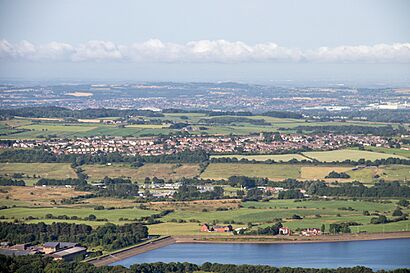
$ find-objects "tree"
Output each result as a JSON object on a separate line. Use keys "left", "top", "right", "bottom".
{"left": 392, "top": 208, "right": 403, "bottom": 217}
{"left": 321, "top": 224, "right": 326, "bottom": 233}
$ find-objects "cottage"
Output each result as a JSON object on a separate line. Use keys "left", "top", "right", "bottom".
{"left": 279, "top": 227, "right": 291, "bottom": 236}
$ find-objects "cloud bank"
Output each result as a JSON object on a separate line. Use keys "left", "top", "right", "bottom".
{"left": 1, "top": 39, "right": 409, "bottom": 63}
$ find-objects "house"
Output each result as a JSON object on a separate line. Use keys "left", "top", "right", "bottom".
{"left": 301, "top": 228, "right": 322, "bottom": 236}
{"left": 279, "top": 227, "right": 291, "bottom": 236}
{"left": 50, "top": 246, "right": 87, "bottom": 261}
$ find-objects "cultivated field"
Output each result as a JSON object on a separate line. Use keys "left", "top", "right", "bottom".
{"left": 303, "top": 149, "right": 407, "bottom": 162}
{"left": 83, "top": 163, "right": 201, "bottom": 182}
{"left": 0, "top": 163, "right": 77, "bottom": 185}
{"left": 200, "top": 163, "right": 300, "bottom": 180}
{"left": 211, "top": 154, "right": 311, "bottom": 162}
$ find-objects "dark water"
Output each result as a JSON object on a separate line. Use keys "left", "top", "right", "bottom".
{"left": 111, "top": 238, "right": 410, "bottom": 270}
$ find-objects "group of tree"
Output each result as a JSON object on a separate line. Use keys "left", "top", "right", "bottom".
{"left": 3, "top": 255, "right": 406, "bottom": 273}
{"left": 173, "top": 185, "right": 224, "bottom": 201}
{"left": 325, "top": 171, "right": 351, "bottom": 179}
{"left": 0, "top": 222, "right": 148, "bottom": 251}
{"left": 304, "top": 181, "right": 410, "bottom": 198}
{"left": 0, "top": 106, "right": 163, "bottom": 119}
{"left": 292, "top": 125, "right": 405, "bottom": 137}
{"left": 0, "top": 177, "right": 25, "bottom": 186}
{"left": 0, "top": 148, "right": 209, "bottom": 165}
{"left": 199, "top": 116, "right": 270, "bottom": 126}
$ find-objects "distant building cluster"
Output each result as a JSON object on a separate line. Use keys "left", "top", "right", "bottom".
{"left": 6, "top": 133, "right": 389, "bottom": 157}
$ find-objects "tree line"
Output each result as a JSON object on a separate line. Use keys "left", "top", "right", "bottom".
{"left": 1, "top": 256, "right": 408, "bottom": 273}
{"left": 0, "top": 106, "right": 163, "bottom": 119}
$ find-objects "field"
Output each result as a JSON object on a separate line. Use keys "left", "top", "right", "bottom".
{"left": 0, "top": 163, "right": 77, "bottom": 185}
{"left": 300, "top": 166, "right": 353, "bottom": 180}
{"left": 200, "top": 163, "right": 300, "bottom": 180}
{"left": 211, "top": 154, "right": 311, "bottom": 162}
{"left": 1, "top": 186, "right": 409, "bottom": 235}
{"left": 0, "top": 207, "right": 157, "bottom": 224}
{"left": 360, "top": 146, "right": 410, "bottom": 158}
{"left": 303, "top": 149, "right": 407, "bottom": 162}
{"left": 83, "top": 163, "right": 200, "bottom": 182}
{"left": 200, "top": 163, "right": 410, "bottom": 183}
{"left": 0, "top": 115, "right": 399, "bottom": 139}
{"left": 0, "top": 186, "right": 88, "bottom": 207}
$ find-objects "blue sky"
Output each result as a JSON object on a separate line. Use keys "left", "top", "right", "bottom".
{"left": 0, "top": 0, "right": 409, "bottom": 84}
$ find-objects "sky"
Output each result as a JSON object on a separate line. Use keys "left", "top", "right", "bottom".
{"left": 0, "top": 0, "right": 409, "bottom": 84}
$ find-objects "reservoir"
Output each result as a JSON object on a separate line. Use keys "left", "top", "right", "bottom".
{"left": 112, "top": 238, "right": 410, "bottom": 270}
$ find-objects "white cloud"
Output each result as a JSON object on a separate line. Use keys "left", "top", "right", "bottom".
{"left": 0, "top": 39, "right": 409, "bottom": 63}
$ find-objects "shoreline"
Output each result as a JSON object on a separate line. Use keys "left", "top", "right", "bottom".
{"left": 88, "top": 231, "right": 410, "bottom": 267}
{"left": 173, "top": 231, "right": 410, "bottom": 244}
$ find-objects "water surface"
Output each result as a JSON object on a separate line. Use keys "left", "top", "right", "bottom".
{"left": 112, "top": 238, "right": 410, "bottom": 270}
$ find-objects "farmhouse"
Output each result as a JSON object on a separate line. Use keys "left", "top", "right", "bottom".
{"left": 200, "top": 224, "right": 233, "bottom": 233}
{"left": 301, "top": 228, "right": 322, "bottom": 236}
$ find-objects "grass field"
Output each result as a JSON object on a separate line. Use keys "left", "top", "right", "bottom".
{"left": 0, "top": 186, "right": 89, "bottom": 207}
{"left": 83, "top": 163, "right": 200, "bottom": 182}
{"left": 200, "top": 163, "right": 300, "bottom": 180}
{"left": 303, "top": 149, "right": 407, "bottom": 162}
{"left": 0, "top": 207, "right": 157, "bottom": 222}
{"left": 211, "top": 154, "right": 311, "bottom": 162}
{"left": 360, "top": 146, "right": 410, "bottom": 158}
{"left": 300, "top": 166, "right": 353, "bottom": 180}
{"left": 0, "top": 163, "right": 77, "bottom": 185}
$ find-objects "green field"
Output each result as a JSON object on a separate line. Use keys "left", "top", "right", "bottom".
{"left": 0, "top": 163, "right": 77, "bottom": 185}
{"left": 200, "top": 163, "right": 300, "bottom": 180}
{"left": 84, "top": 163, "right": 200, "bottom": 182}
{"left": 0, "top": 115, "right": 398, "bottom": 139}
{"left": 303, "top": 149, "right": 407, "bottom": 162}
{"left": 361, "top": 146, "right": 410, "bottom": 158}
{"left": 211, "top": 154, "right": 311, "bottom": 162}
{"left": 0, "top": 207, "right": 157, "bottom": 223}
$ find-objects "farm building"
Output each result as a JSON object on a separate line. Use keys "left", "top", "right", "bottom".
{"left": 301, "top": 228, "right": 322, "bottom": 236}
{"left": 43, "top": 242, "right": 79, "bottom": 254}
{"left": 50, "top": 246, "right": 87, "bottom": 261}
{"left": 200, "top": 224, "right": 233, "bottom": 233}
